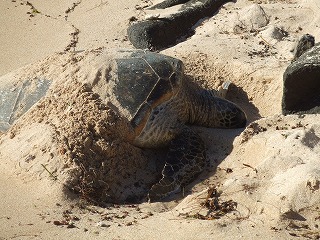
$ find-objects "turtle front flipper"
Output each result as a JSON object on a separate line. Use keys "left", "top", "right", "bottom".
{"left": 148, "top": 127, "right": 206, "bottom": 201}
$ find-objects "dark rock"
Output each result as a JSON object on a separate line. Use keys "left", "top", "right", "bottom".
{"left": 292, "top": 34, "right": 315, "bottom": 62}
{"left": 282, "top": 42, "right": 320, "bottom": 114}
{"left": 149, "top": 0, "right": 190, "bottom": 9}
{"left": 127, "top": 0, "right": 231, "bottom": 50}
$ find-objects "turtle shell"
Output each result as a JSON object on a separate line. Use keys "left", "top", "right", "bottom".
{"left": 110, "top": 50, "right": 185, "bottom": 128}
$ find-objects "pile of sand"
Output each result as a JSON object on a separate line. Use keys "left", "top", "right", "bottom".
{"left": 0, "top": 50, "right": 158, "bottom": 204}
{"left": 175, "top": 114, "right": 320, "bottom": 238}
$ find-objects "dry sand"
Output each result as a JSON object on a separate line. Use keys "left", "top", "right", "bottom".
{"left": 1, "top": 0, "right": 320, "bottom": 239}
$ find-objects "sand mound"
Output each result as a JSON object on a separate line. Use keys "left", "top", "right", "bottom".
{"left": 0, "top": 51, "right": 159, "bottom": 204}
{"left": 174, "top": 114, "right": 320, "bottom": 237}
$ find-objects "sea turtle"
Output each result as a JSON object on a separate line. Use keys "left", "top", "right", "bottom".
{"left": 93, "top": 49, "right": 247, "bottom": 201}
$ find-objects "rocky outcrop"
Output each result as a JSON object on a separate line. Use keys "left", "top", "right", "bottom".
{"left": 282, "top": 42, "right": 320, "bottom": 114}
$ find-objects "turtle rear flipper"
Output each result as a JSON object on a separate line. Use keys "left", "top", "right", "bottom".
{"left": 148, "top": 127, "right": 206, "bottom": 201}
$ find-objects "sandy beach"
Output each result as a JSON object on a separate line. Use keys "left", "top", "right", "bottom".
{"left": 1, "top": 0, "right": 320, "bottom": 239}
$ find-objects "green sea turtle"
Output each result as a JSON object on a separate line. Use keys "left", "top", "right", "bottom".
{"left": 101, "top": 49, "right": 246, "bottom": 201}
